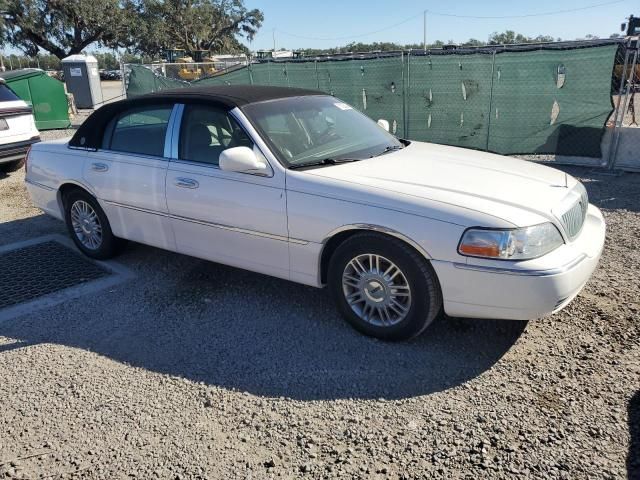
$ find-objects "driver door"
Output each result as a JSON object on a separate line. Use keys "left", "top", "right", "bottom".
{"left": 165, "top": 104, "right": 290, "bottom": 280}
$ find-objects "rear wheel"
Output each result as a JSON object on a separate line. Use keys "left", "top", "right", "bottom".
{"left": 63, "top": 189, "right": 123, "bottom": 259}
{"left": 0, "top": 157, "right": 25, "bottom": 173}
{"left": 328, "top": 232, "right": 442, "bottom": 341}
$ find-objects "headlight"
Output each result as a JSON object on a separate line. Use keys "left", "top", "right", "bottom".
{"left": 458, "top": 223, "right": 564, "bottom": 260}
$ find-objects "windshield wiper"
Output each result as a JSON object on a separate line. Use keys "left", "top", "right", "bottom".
{"left": 289, "top": 157, "right": 363, "bottom": 170}
{"left": 374, "top": 145, "right": 403, "bottom": 157}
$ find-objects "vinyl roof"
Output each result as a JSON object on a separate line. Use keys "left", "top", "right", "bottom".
{"left": 70, "top": 85, "right": 327, "bottom": 149}
{"left": 144, "top": 85, "right": 325, "bottom": 107}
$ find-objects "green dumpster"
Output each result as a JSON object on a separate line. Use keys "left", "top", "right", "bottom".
{"left": 0, "top": 69, "right": 71, "bottom": 130}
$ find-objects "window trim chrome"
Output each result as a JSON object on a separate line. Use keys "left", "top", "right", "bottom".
{"left": 88, "top": 148, "right": 170, "bottom": 165}
{"left": 164, "top": 103, "right": 183, "bottom": 158}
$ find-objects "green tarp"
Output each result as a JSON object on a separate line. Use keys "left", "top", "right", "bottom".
{"left": 125, "top": 65, "right": 186, "bottom": 97}
{"left": 407, "top": 53, "right": 494, "bottom": 151}
{"left": 488, "top": 46, "right": 616, "bottom": 156}
{"left": 125, "top": 43, "right": 617, "bottom": 157}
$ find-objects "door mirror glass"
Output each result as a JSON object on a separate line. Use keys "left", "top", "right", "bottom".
{"left": 377, "top": 119, "right": 390, "bottom": 131}
{"left": 219, "top": 146, "right": 269, "bottom": 175}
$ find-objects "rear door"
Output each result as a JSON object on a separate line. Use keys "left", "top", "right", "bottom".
{"left": 83, "top": 103, "right": 176, "bottom": 250}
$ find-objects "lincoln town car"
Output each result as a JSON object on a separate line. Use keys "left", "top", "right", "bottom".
{"left": 25, "top": 86, "right": 605, "bottom": 340}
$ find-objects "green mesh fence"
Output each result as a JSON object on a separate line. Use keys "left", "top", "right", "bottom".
{"left": 125, "top": 65, "right": 185, "bottom": 96}
{"left": 407, "top": 52, "right": 494, "bottom": 150}
{"left": 125, "top": 42, "right": 618, "bottom": 157}
{"left": 196, "top": 66, "right": 252, "bottom": 86}
{"left": 317, "top": 57, "right": 406, "bottom": 137}
{"left": 487, "top": 46, "right": 617, "bottom": 156}
{"left": 282, "top": 62, "right": 319, "bottom": 89}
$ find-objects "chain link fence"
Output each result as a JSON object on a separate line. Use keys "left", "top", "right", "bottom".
{"left": 123, "top": 39, "right": 640, "bottom": 171}
{"left": 606, "top": 39, "right": 639, "bottom": 172}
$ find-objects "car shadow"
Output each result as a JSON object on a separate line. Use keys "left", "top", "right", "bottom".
{"left": 0, "top": 216, "right": 528, "bottom": 400}
{"left": 0, "top": 213, "right": 65, "bottom": 247}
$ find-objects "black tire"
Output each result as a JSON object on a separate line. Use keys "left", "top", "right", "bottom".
{"left": 328, "top": 232, "right": 442, "bottom": 341}
{"left": 0, "top": 157, "right": 25, "bottom": 173}
{"left": 63, "top": 189, "right": 123, "bottom": 260}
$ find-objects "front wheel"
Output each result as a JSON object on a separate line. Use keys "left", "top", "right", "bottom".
{"left": 328, "top": 232, "right": 442, "bottom": 341}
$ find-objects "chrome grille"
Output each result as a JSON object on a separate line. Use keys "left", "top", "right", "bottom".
{"left": 559, "top": 184, "right": 588, "bottom": 240}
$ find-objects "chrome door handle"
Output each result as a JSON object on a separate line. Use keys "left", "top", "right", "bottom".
{"left": 91, "top": 163, "right": 109, "bottom": 172}
{"left": 174, "top": 177, "right": 199, "bottom": 189}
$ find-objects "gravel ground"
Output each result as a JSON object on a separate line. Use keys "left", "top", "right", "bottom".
{"left": 0, "top": 130, "right": 638, "bottom": 479}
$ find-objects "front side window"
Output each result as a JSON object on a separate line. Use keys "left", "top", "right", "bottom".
{"left": 106, "top": 105, "right": 173, "bottom": 157}
{"left": 179, "top": 105, "right": 253, "bottom": 166}
{"left": 241, "top": 95, "right": 402, "bottom": 168}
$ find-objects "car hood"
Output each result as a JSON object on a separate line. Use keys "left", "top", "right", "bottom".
{"left": 299, "top": 141, "right": 577, "bottom": 227}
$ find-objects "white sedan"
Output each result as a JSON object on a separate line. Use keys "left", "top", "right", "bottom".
{"left": 25, "top": 86, "right": 605, "bottom": 340}
{"left": 0, "top": 79, "right": 40, "bottom": 172}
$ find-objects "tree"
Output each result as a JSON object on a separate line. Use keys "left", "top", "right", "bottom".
{"left": 530, "top": 34, "right": 556, "bottom": 43}
{"left": 461, "top": 38, "right": 484, "bottom": 47}
{"left": 91, "top": 52, "right": 120, "bottom": 70}
{"left": 1, "top": 0, "right": 263, "bottom": 60}
{"left": 343, "top": 41, "right": 404, "bottom": 52}
{"left": 489, "top": 30, "right": 527, "bottom": 45}
{"left": 130, "top": 0, "right": 263, "bottom": 57}
{"left": 1, "top": 0, "right": 132, "bottom": 59}
{"left": 269, "top": 30, "right": 577, "bottom": 58}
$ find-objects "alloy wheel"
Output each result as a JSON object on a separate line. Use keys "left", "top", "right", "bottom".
{"left": 342, "top": 253, "right": 412, "bottom": 327}
{"left": 70, "top": 200, "right": 103, "bottom": 250}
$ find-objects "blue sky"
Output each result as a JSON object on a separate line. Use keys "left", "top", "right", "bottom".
{"left": 244, "top": 0, "right": 637, "bottom": 50}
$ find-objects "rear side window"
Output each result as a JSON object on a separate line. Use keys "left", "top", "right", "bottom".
{"left": 105, "top": 105, "right": 173, "bottom": 157}
{"left": 0, "top": 84, "right": 20, "bottom": 102}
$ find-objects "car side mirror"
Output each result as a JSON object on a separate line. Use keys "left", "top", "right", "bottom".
{"left": 377, "top": 119, "right": 390, "bottom": 132}
{"left": 219, "top": 146, "right": 269, "bottom": 175}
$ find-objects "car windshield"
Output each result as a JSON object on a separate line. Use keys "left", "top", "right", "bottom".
{"left": 241, "top": 95, "right": 402, "bottom": 168}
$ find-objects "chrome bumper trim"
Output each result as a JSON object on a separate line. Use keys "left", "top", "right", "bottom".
{"left": 25, "top": 178, "right": 55, "bottom": 191}
{"left": 453, "top": 254, "right": 587, "bottom": 277}
{"left": 103, "top": 200, "right": 309, "bottom": 245}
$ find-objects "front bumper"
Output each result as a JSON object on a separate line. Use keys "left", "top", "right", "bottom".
{"left": 432, "top": 204, "right": 606, "bottom": 320}
{"left": 0, "top": 136, "right": 40, "bottom": 164}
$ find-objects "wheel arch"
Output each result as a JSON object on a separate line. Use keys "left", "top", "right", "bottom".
{"left": 318, "top": 224, "right": 433, "bottom": 285}
{"left": 57, "top": 181, "right": 98, "bottom": 214}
